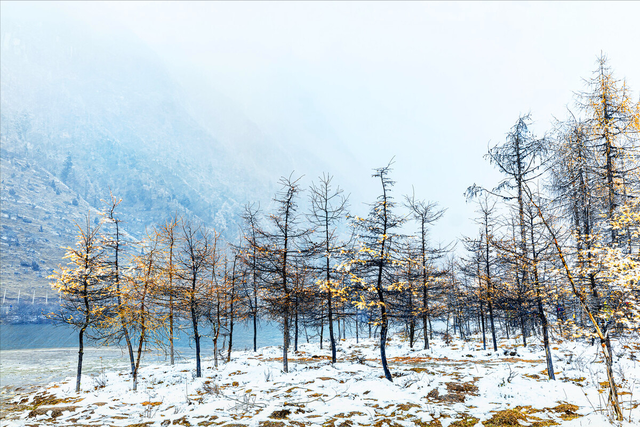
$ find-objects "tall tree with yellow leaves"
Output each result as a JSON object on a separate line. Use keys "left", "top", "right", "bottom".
{"left": 49, "top": 214, "right": 110, "bottom": 392}
{"left": 343, "top": 161, "right": 406, "bottom": 382}
{"left": 124, "top": 232, "right": 166, "bottom": 391}
{"left": 157, "top": 214, "right": 182, "bottom": 365}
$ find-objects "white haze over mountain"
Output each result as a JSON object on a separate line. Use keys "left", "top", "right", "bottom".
{"left": 3, "top": 1, "right": 640, "bottom": 247}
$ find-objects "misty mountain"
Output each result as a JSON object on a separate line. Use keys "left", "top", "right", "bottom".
{"left": 0, "top": 3, "right": 358, "bottom": 298}
{"left": 1, "top": 3, "right": 294, "bottom": 239}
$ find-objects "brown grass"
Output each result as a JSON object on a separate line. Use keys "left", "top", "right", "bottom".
{"left": 483, "top": 409, "right": 528, "bottom": 426}
{"left": 27, "top": 405, "right": 78, "bottom": 419}
{"left": 448, "top": 416, "right": 479, "bottom": 426}
{"left": 548, "top": 403, "right": 581, "bottom": 420}
{"left": 269, "top": 409, "right": 291, "bottom": 419}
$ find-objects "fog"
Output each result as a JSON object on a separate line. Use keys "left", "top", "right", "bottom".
{"left": 4, "top": 1, "right": 640, "bottom": 246}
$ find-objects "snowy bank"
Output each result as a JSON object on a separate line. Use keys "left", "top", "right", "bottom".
{"left": 1, "top": 334, "right": 639, "bottom": 426}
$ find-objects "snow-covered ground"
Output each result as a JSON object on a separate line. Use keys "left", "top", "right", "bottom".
{"left": 1, "top": 333, "right": 639, "bottom": 426}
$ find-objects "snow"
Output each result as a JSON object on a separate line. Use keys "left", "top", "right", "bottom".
{"left": 2, "top": 333, "right": 639, "bottom": 426}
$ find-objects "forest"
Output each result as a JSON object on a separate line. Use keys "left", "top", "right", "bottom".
{"left": 43, "top": 56, "right": 640, "bottom": 424}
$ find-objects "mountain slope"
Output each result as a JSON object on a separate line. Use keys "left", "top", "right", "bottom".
{"left": 0, "top": 156, "right": 98, "bottom": 301}
{"left": 0, "top": 4, "right": 283, "bottom": 299}
{"left": 1, "top": 3, "right": 288, "bottom": 237}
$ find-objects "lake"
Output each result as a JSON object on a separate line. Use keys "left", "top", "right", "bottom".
{"left": 0, "top": 320, "right": 295, "bottom": 390}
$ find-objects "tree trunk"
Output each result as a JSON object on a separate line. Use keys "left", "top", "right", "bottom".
{"left": 602, "top": 337, "right": 623, "bottom": 420}
{"left": 328, "top": 289, "right": 336, "bottom": 363}
{"left": 488, "top": 298, "right": 497, "bottom": 351}
{"left": 379, "top": 305, "right": 392, "bottom": 382}
{"left": 520, "top": 315, "right": 527, "bottom": 347}
{"left": 213, "top": 325, "right": 219, "bottom": 368}
{"left": 539, "top": 293, "right": 555, "bottom": 380}
{"left": 253, "top": 311, "right": 257, "bottom": 353}
{"left": 76, "top": 326, "right": 86, "bottom": 393}
{"left": 355, "top": 313, "right": 359, "bottom": 344}
{"left": 294, "top": 301, "right": 299, "bottom": 352}
{"left": 283, "top": 313, "right": 289, "bottom": 373}
{"left": 169, "top": 295, "right": 175, "bottom": 365}
{"left": 169, "top": 241, "right": 175, "bottom": 365}
{"left": 227, "top": 318, "right": 234, "bottom": 363}
{"left": 114, "top": 220, "right": 136, "bottom": 377}
{"left": 319, "top": 310, "right": 324, "bottom": 350}
{"left": 124, "top": 329, "right": 135, "bottom": 376}
{"left": 133, "top": 325, "right": 146, "bottom": 391}
{"left": 191, "top": 302, "right": 201, "bottom": 377}
{"left": 423, "top": 287, "right": 430, "bottom": 350}
{"left": 409, "top": 319, "right": 415, "bottom": 349}
{"left": 480, "top": 300, "right": 487, "bottom": 351}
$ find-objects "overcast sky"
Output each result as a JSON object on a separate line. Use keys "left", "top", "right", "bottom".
{"left": 29, "top": 2, "right": 640, "bottom": 246}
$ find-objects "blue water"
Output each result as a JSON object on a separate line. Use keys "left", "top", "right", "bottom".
{"left": 0, "top": 320, "right": 293, "bottom": 388}
{"left": 0, "top": 321, "right": 285, "bottom": 351}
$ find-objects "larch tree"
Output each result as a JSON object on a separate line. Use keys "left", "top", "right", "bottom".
{"left": 547, "top": 56, "right": 640, "bottom": 407}
{"left": 575, "top": 55, "right": 640, "bottom": 376}
{"left": 523, "top": 190, "right": 556, "bottom": 379}
{"left": 578, "top": 53, "right": 640, "bottom": 245}
{"left": 239, "top": 203, "right": 262, "bottom": 352}
{"left": 405, "top": 192, "right": 445, "bottom": 350}
{"left": 125, "top": 232, "right": 165, "bottom": 391}
{"left": 157, "top": 214, "right": 182, "bottom": 365}
{"left": 225, "top": 248, "right": 244, "bottom": 362}
{"left": 343, "top": 161, "right": 405, "bottom": 382}
{"left": 100, "top": 192, "right": 136, "bottom": 376}
{"left": 176, "top": 219, "right": 215, "bottom": 377}
{"left": 528, "top": 188, "right": 627, "bottom": 420}
{"left": 474, "top": 196, "right": 499, "bottom": 352}
{"left": 250, "top": 174, "right": 313, "bottom": 373}
{"left": 49, "top": 214, "right": 110, "bottom": 392}
{"left": 308, "top": 173, "right": 349, "bottom": 363}
{"left": 486, "top": 114, "right": 547, "bottom": 346}
{"left": 205, "top": 242, "right": 225, "bottom": 368}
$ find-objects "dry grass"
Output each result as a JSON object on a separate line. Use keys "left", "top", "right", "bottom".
{"left": 448, "top": 415, "right": 479, "bottom": 426}
{"left": 26, "top": 405, "right": 78, "bottom": 419}
{"left": 483, "top": 409, "right": 528, "bottom": 427}
{"left": 269, "top": 409, "right": 291, "bottom": 420}
{"left": 548, "top": 403, "right": 581, "bottom": 421}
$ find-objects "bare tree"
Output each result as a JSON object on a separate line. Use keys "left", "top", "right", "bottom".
{"left": 239, "top": 203, "right": 262, "bottom": 352}
{"left": 405, "top": 191, "right": 445, "bottom": 349}
{"left": 249, "top": 174, "right": 313, "bottom": 373}
{"left": 308, "top": 173, "right": 349, "bottom": 363}
{"left": 176, "top": 219, "right": 215, "bottom": 377}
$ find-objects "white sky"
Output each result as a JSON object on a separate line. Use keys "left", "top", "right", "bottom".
{"left": 44, "top": 2, "right": 640, "bottom": 246}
